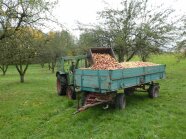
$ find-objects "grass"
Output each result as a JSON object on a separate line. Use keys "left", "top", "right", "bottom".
{"left": 0, "top": 54, "right": 186, "bottom": 139}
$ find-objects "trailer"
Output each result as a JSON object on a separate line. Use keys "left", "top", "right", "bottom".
{"left": 73, "top": 48, "right": 166, "bottom": 113}
{"left": 75, "top": 65, "right": 165, "bottom": 93}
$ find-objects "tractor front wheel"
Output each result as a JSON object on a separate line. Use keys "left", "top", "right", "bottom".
{"left": 57, "top": 75, "right": 67, "bottom": 96}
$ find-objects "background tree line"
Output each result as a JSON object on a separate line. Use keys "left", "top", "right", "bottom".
{"left": 0, "top": 0, "right": 76, "bottom": 82}
{"left": 78, "top": 0, "right": 185, "bottom": 62}
{"left": 0, "top": 0, "right": 185, "bottom": 83}
{"left": 0, "top": 26, "right": 76, "bottom": 82}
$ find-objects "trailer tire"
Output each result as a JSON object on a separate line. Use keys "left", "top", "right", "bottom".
{"left": 66, "top": 86, "right": 76, "bottom": 100}
{"left": 148, "top": 85, "right": 159, "bottom": 98}
{"left": 115, "top": 93, "right": 126, "bottom": 109}
{"left": 57, "top": 75, "right": 67, "bottom": 96}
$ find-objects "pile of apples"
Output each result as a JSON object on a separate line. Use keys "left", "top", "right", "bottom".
{"left": 90, "top": 53, "right": 158, "bottom": 70}
{"left": 120, "top": 61, "right": 158, "bottom": 68}
{"left": 91, "top": 53, "right": 123, "bottom": 70}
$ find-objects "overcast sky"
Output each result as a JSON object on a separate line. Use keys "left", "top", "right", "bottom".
{"left": 51, "top": 0, "right": 186, "bottom": 37}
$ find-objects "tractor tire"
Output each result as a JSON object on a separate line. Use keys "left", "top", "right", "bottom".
{"left": 66, "top": 86, "right": 76, "bottom": 100}
{"left": 57, "top": 75, "right": 67, "bottom": 96}
{"left": 148, "top": 85, "right": 159, "bottom": 98}
{"left": 115, "top": 93, "right": 126, "bottom": 109}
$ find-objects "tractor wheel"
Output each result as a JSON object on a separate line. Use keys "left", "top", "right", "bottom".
{"left": 66, "top": 86, "right": 76, "bottom": 100}
{"left": 124, "top": 87, "right": 135, "bottom": 96}
{"left": 115, "top": 93, "right": 126, "bottom": 109}
{"left": 148, "top": 85, "right": 159, "bottom": 98}
{"left": 57, "top": 75, "right": 67, "bottom": 96}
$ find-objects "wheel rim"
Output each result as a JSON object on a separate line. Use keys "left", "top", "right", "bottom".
{"left": 122, "top": 96, "right": 126, "bottom": 109}
{"left": 154, "top": 87, "right": 159, "bottom": 98}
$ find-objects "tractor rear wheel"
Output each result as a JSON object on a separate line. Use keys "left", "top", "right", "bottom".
{"left": 57, "top": 75, "right": 67, "bottom": 96}
{"left": 115, "top": 93, "right": 126, "bottom": 109}
{"left": 66, "top": 86, "right": 76, "bottom": 100}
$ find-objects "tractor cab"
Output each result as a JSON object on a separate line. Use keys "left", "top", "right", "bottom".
{"left": 56, "top": 48, "right": 115, "bottom": 99}
{"left": 56, "top": 55, "right": 88, "bottom": 99}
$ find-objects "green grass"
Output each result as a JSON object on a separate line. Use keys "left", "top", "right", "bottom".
{"left": 0, "top": 54, "right": 186, "bottom": 139}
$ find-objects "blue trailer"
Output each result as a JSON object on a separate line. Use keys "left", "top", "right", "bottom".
{"left": 55, "top": 47, "right": 166, "bottom": 113}
{"left": 75, "top": 65, "right": 165, "bottom": 93}
{"left": 73, "top": 48, "right": 166, "bottom": 113}
{"left": 74, "top": 64, "right": 165, "bottom": 112}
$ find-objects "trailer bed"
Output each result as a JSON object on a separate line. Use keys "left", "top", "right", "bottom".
{"left": 74, "top": 64, "right": 166, "bottom": 93}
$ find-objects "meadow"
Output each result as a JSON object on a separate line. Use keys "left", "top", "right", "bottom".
{"left": 0, "top": 54, "right": 186, "bottom": 139}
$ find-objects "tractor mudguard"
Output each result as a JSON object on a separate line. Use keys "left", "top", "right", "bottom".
{"left": 56, "top": 71, "right": 66, "bottom": 77}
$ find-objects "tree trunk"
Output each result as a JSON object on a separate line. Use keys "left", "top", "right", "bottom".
{"left": 52, "top": 67, "right": 55, "bottom": 73}
{"left": 85, "top": 59, "right": 88, "bottom": 68}
{"left": 140, "top": 53, "right": 148, "bottom": 62}
{"left": 142, "top": 57, "right": 146, "bottom": 62}
{"left": 15, "top": 64, "right": 29, "bottom": 83}
{"left": 117, "top": 48, "right": 125, "bottom": 62}
{"left": 118, "top": 54, "right": 124, "bottom": 62}
{"left": 0, "top": 65, "right": 8, "bottom": 76}
{"left": 41, "top": 63, "right": 44, "bottom": 68}
{"left": 48, "top": 63, "right": 51, "bottom": 70}
{"left": 126, "top": 51, "right": 136, "bottom": 62}
{"left": 51, "top": 62, "right": 55, "bottom": 73}
{"left": 20, "top": 74, "right": 24, "bottom": 83}
{"left": 3, "top": 69, "right": 6, "bottom": 76}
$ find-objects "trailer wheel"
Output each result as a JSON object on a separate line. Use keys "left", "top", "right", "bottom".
{"left": 124, "top": 87, "right": 135, "bottom": 96}
{"left": 57, "top": 75, "right": 67, "bottom": 96}
{"left": 148, "top": 85, "right": 159, "bottom": 98}
{"left": 115, "top": 93, "right": 126, "bottom": 109}
{"left": 66, "top": 86, "right": 76, "bottom": 100}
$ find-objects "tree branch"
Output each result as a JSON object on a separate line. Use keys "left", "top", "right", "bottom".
{"left": 23, "top": 64, "right": 29, "bottom": 75}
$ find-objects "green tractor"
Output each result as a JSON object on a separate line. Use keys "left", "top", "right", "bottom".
{"left": 56, "top": 48, "right": 114, "bottom": 100}
{"left": 56, "top": 55, "right": 88, "bottom": 99}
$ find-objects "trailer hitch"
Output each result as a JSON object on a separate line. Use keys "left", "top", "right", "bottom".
{"left": 73, "top": 93, "right": 113, "bottom": 114}
{"left": 73, "top": 99, "right": 111, "bottom": 115}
